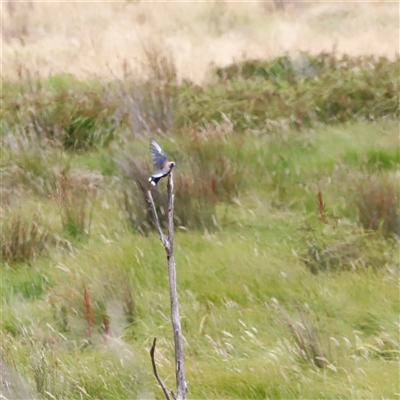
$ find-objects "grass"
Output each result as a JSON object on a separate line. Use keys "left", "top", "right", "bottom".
{"left": 1, "top": 32, "right": 399, "bottom": 400}
{"left": 2, "top": 2, "right": 398, "bottom": 83}
{"left": 1, "top": 215, "right": 50, "bottom": 265}
{"left": 2, "top": 119, "right": 398, "bottom": 398}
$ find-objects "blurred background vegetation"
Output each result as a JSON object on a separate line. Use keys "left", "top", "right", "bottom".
{"left": 1, "top": 1, "right": 399, "bottom": 399}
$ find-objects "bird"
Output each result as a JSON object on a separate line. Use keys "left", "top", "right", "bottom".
{"left": 148, "top": 139, "right": 176, "bottom": 186}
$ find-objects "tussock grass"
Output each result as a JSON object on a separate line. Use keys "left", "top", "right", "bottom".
{"left": 300, "top": 220, "right": 397, "bottom": 274}
{"left": 355, "top": 175, "right": 400, "bottom": 236}
{"left": 1, "top": 215, "right": 50, "bottom": 265}
{"left": 117, "top": 41, "right": 177, "bottom": 136}
{"left": 54, "top": 168, "right": 101, "bottom": 239}
{"left": 117, "top": 129, "right": 246, "bottom": 232}
{"left": 274, "top": 302, "right": 333, "bottom": 369}
{"left": 2, "top": 78, "right": 119, "bottom": 150}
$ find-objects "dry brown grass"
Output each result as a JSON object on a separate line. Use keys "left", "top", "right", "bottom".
{"left": 1, "top": 215, "right": 50, "bottom": 264}
{"left": 54, "top": 168, "right": 101, "bottom": 239}
{"left": 2, "top": 1, "right": 398, "bottom": 83}
{"left": 355, "top": 175, "right": 400, "bottom": 236}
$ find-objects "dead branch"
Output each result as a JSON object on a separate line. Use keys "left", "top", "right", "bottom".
{"left": 149, "top": 338, "right": 171, "bottom": 400}
{"left": 147, "top": 172, "right": 187, "bottom": 400}
{"left": 147, "top": 189, "right": 169, "bottom": 250}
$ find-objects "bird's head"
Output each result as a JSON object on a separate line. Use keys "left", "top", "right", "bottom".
{"left": 169, "top": 162, "right": 176, "bottom": 169}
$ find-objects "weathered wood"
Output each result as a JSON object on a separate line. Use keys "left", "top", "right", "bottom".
{"left": 149, "top": 338, "right": 171, "bottom": 400}
{"left": 147, "top": 172, "right": 187, "bottom": 400}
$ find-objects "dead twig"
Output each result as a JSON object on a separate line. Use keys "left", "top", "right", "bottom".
{"left": 149, "top": 338, "right": 171, "bottom": 400}
{"left": 147, "top": 189, "right": 169, "bottom": 250}
{"left": 147, "top": 172, "right": 187, "bottom": 400}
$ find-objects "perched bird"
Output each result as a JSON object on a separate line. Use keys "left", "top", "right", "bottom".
{"left": 148, "top": 139, "right": 176, "bottom": 186}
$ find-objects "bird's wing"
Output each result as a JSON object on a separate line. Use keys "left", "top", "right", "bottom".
{"left": 151, "top": 169, "right": 170, "bottom": 179}
{"left": 150, "top": 139, "right": 167, "bottom": 170}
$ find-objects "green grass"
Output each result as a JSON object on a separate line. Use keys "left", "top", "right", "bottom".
{"left": 1, "top": 54, "right": 399, "bottom": 399}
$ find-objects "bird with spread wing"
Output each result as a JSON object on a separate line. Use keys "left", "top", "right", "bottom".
{"left": 148, "top": 139, "right": 176, "bottom": 186}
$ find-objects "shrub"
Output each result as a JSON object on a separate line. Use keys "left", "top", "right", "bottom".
{"left": 3, "top": 52, "right": 397, "bottom": 146}
{"left": 2, "top": 79, "right": 119, "bottom": 150}
{"left": 179, "top": 53, "right": 399, "bottom": 132}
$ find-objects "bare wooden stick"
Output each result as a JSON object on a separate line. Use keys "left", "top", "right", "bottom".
{"left": 166, "top": 173, "right": 187, "bottom": 400}
{"left": 149, "top": 338, "right": 171, "bottom": 400}
{"left": 147, "top": 189, "right": 170, "bottom": 251}
{"left": 147, "top": 172, "right": 187, "bottom": 400}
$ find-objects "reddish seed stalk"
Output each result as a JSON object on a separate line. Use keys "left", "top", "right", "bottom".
{"left": 211, "top": 177, "right": 217, "bottom": 196}
{"left": 83, "top": 283, "right": 94, "bottom": 338}
{"left": 317, "top": 186, "right": 327, "bottom": 223}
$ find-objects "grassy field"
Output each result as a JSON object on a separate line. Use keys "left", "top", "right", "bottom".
{"left": 1, "top": 2, "right": 400, "bottom": 400}
{"left": 2, "top": 1, "right": 399, "bottom": 83}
